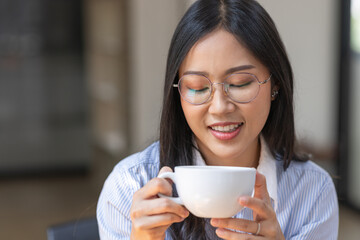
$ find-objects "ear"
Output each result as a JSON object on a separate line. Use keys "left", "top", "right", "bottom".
{"left": 271, "top": 85, "right": 280, "bottom": 100}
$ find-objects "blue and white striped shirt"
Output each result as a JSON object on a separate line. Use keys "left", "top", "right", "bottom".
{"left": 97, "top": 140, "right": 339, "bottom": 239}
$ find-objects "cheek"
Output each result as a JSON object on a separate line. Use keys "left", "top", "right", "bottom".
{"left": 180, "top": 99, "right": 190, "bottom": 120}
{"left": 181, "top": 100, "right": 197, "bottom": 126}
{"left": 243, "top": 102, "right": 270, "bottom": 121}
{"left": 243, "top": 91, "right": 272, "bottom": 128}
{"left": 180, "top": 99, "right": 203, "bottom": 130}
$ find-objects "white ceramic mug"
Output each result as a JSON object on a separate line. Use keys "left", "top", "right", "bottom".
{"left": 158, "top": 166, "right": 256, "bottom": 218}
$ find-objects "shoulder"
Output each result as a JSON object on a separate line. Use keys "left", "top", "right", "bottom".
{"left": 113, "top": 141, "right": 160, "bottom": 174}
{"left": 97, "top": 142, "right": 161, "bottom": 220}
{"left": 276, "top": 159, "right": 337, "bottom": 207}
{"left": 109, "top": 141, "right": 160, "bottom": 187}
{"left": 276, "top": 159, "right": 334, "bottom": 186}
{"left": 275, "top": 160, "right": 339, "bottom": 238}
{"left": 276, "top": 159, "right": 338, "bottom": 215}
{"left": 96, "top": 143, "right": 160, "bottom": 238}
{"left": 100, "top": 141, "right": 161, "bottom": 202}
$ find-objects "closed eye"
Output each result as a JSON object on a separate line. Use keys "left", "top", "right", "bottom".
{"left": 229, "top": 81, "right": 252, "bottom": 88}
{"left": 187, "top": 87, "right": 209, "bottom": 93}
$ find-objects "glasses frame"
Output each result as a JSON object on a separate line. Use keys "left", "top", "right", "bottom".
{"left": 173, "top": 72, "right": 272, "bottom": 105}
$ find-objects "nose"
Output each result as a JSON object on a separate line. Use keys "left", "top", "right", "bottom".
{"left": 208, "top": 83, "right": 236, "bottom": 115}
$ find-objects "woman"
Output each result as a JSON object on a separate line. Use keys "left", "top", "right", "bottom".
{"left": 97, "top": 0, "right": 339, "bottom": 239}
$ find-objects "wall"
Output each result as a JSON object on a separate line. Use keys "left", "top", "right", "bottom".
{"left": 85, "top": 0, "right": 128, "bottom": 157}
{"left": 257, "top": 0, "right": 339, "bottom": 153}
{"left": 128, "top": 0, "right": 185, "bottom": 151}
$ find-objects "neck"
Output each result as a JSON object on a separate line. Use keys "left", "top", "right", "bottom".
{"left": 197, "top": 137, "right": 261, "bottom": 168}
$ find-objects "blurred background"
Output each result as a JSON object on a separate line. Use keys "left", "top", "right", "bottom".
{"left": 0, "top": 0, "right": 359, "bottom": 239}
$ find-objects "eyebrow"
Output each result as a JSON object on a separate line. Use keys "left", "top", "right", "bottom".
{"left": 225, "top": 65, "right": 255, "bottom": 75}
{"left": 182, "top": 65, "right": 255, "bottom": 76}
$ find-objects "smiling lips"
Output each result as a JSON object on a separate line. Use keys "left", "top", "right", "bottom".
{"left": 209, "top": 122, "right": 243, "bottom": 140}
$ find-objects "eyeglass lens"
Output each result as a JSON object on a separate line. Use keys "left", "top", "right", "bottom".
{"left": 178, "top": 73, "right": 260, "bottom": 104}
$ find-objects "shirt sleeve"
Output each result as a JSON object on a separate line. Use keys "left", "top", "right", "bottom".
{"left": 289, "top": 178, "right": 339, "bottom": 240}
{"left": 96, "top": 167, "right": 139, "bottom": 240}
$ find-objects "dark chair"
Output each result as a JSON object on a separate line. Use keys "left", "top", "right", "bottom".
{"left": 47, "top": 217, "right": 100, "bottom": 240}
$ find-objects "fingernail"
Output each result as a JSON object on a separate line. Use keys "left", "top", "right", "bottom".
{"left": 210, "top": 218, "right": 218, "bottom": 226}
{"left": 216, "top": 228, "right": 225, "bottom": 236}
{"left": 239, "top": 196, "right": 249, "bottom": 205}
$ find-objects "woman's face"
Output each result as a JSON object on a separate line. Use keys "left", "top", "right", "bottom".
{"left": 179, "top": 29, "right": 273, "bottom": 167}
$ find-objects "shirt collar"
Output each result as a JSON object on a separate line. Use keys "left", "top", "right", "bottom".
{"left": 257, "top": 135, "right": 278, "bottom": 211}
{"left": 193, "top": 135, "right": 278, "bottom": 211}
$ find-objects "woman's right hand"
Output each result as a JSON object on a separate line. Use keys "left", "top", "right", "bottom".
{"left": 130, "top": 166, "right": 190, "bottom": 240}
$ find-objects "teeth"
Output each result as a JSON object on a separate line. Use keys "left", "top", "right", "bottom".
{"left": 211, "top": 123, "right": 242, "bottom": 132}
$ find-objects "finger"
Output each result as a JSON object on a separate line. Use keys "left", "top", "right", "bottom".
{"left": 158, "top": 166, "right": 173, "bottom": 175}
{"left": 238, "top": 196, "right": 274, "bottom": 219}
{"left": 253, "top": 171, "right": 271, "bottom": 202}
{"left": 210, "top": 218, "right": 258, "bottom": 234}
{"left": 132, "top": 197, "right": 189, "bottom": 219}
{"left": 215, "top": 228, "right": 263, "bottom": 240}
{"left": 133, "top": 213, "right": 186, "bottom": 230}
{"left": 134, "top": 177, "right": 173, "bottom": 200}
{"left": 158, "top": 166, "right": 174, "bottom": 185}
{"left": 251, "top": 219, "right": 280, "bottom": 238}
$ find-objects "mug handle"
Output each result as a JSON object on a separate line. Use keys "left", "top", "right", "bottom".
{"left": 157, "top": 172, "right": 183, "bottom": 205}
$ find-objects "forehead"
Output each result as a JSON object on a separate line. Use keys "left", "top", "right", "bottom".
{"left": 179, "top": 29, "right": 266, "bottom": 76}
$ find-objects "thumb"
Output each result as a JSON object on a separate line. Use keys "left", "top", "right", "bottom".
{"left": 253, "top": 171, "right": 271, "bottom": 202}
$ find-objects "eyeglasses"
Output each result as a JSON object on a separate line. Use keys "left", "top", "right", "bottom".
{"left": 173, "top": 72, "right": 271, "bottom": 105}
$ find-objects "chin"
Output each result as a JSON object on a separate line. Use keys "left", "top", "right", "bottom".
{"left": 211, "top": 150, "right": 241, "bottom": 163}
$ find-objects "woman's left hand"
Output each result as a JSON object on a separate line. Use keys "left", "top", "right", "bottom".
{"left": 210, "top": 171, "right": 285, "bottom": 239}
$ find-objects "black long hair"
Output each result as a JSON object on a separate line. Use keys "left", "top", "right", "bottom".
{"left": 159, "top": 0, "right": 307, "bottom": 238}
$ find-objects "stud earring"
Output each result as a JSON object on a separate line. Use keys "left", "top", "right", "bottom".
{"left": 271, "top": 90, "right": 279, "bottom": 98}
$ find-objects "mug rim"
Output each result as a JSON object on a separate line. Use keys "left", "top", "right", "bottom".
{"left": 174, "top": 165, "right": 256, "bottom": 172}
